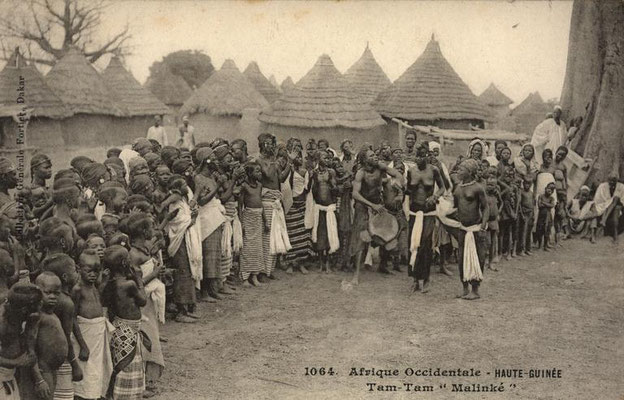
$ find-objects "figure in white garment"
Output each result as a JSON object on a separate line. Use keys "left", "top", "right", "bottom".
{"left": 530, "top": 106, "right": 567, "bottom": 164}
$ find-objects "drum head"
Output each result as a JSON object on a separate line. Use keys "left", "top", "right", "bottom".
{"left": 368, "top": 211, "right": 399, "bottom": 244}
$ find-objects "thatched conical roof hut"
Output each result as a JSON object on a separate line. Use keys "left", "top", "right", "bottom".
{"left": 180, "top": 59, "right": 268, "bottom": 142}
{"left": 269, "top": 74, "right": 280, "bottom": 91}
{"left": 478, "top": 83, "right": 513, "bottom": 107}
{"left": 144, "top": 66, "right": 193, "bottom": 108}
{"left": 373, "top": 35, "right": 491, "bottom": 130}
{"left": 0, "top": 48, "right": 71, "bottom": 147}
{"left": 103, "top": 56, "right": 169, "bottom": 117}
{"left": 344, "top": 44, "right": 391, "bottom": 104}
{"left": 244, "top": 61, "right": 281, "bottom": 104}
{"left": 259, "top": 54, "right": 386, "bottom": 148}
{"left": 280, "top": 76, "right": 295, "bottom": 92}
{"left": 45, "top": 47, "right": 123, "bottom": 145}
{"left": 102, "top": 56, "right": 170, "bottom": 143}
{"left": 511, "top": 91, "right": 553, "bottom": 135}
{"left": 46, "top": 47, "right": 122, "bottom": 116}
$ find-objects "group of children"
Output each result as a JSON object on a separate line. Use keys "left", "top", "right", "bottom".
{"left": 0, "top": 130, "right": 615, "bottom": 400}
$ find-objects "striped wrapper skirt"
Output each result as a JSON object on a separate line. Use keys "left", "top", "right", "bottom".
{"left": 112, "top": 318, "right": 145, "bottom": 400}
{"left": 202, "top": 225, "right": 222, "bottom": 280}
{"left": 284, "top": 197, "right": 315, "bottom": 264}
{"left": 220, "top": 201, "right": 237, "bottom": 281}
{"left": 52, "top": 362, "right": 73, "bottom": 400}
{"left": 240, "top": 208, "right": 263, "bottom": 280}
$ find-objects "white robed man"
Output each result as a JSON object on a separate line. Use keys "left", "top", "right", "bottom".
{"left": 177, "top": 115, "right": 196, "bottom": 150}
{"left": 147, "top": 115, "right": 168, "bottom": 146}
{"left": 530, "top": 106, "right": 567, "bottom": 164}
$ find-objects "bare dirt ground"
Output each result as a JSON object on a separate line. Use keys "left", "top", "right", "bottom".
{"left": 153, "top": 237, "right": 624, "bottom": 400}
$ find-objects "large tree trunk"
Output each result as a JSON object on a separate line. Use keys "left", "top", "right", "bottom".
{"left": 560, "top": 0, "right": 624, "bottom": 182}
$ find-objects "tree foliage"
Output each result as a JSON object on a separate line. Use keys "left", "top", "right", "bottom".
{"left": 148, "top": 50, "right": 214, "bottom": 90}
{"left": 0, "top": 0, "right": 131, "bottom": 66}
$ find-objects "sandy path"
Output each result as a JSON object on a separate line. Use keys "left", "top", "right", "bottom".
{"left": 153, "top": 237, "right": 624, "bottom": 400}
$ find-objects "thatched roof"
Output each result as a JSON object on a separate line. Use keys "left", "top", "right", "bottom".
{"left": 144, "top": 66, "right": 192, "bottom": 107}
{"left": 281, "top": 76, "right": 295, "bottom": 92}
{"left": 180, "top": 59, "right": 268, "bottom": 117}
{"left": 46, "top": 47, "right": 122, "bottom": 116}
{"left": 259, "top": 54, "right": 385, "bottom": 129}
{"left": 269, "top": 74, "right": 280, "bottom": 91}
{"left": 478, "top": 83, "right": 513, "bottom": 106}
{"left": 103, "top": 56, "right": 170, "bottom": 117}
{"left": 344, "top": 44, "right": 391, "bottom": 103}
{"left": 243, "top": 61, "right": 281, "bottom": 104}
{"left": 0, "top": 49, "right": 71, "bottom": 119}
{"left": 511, "top": 91, "right": 550, "bottom": 116}
{"left": 373, "top": 36, "right": 491, "bottom": 122}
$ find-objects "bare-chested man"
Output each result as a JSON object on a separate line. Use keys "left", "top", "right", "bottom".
{"left": 406, "top": 143, "right": 446, "bottom": 293}
{"left": 256, "top": 133, "right": 292, "bottom": 280}
{"left": 310, "top": 151, "right": 338, "bottom": 272}
{"left": 350, "top": 149, "right": 403, "bottom": 284}
{"left": 443, "top": 159, "right": 489, "bottom": 300}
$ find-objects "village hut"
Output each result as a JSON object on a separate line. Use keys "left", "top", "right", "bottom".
{"left": 280, "top": 76, "right": 295, "bottom": 93}
{"left": 344, "top": 44, "right": 391, "bottom": 104}
{"left": 180, "top": 59, "right": 268, "bottom": 142}
{"left": 511, "top": 91, "right": 552, "bottom": 135}
{"left": 373, "top": 35, "right": 491, "bottom": 136}
{"left": 46, "top": 47, "right": 123, "bottom": 146}
{"left": 102, "top": 56, "right": 170, "bottom": 144}
{"left": 478, "top": 83, "right": 516, "bottom": 130}
{"left": 144, "top": 66, "right": 193, "bottom": 120}
{"left": 244, "top": 61, "right": 282, "bottom": 104}
{"left": 258, "top": 54, "right": 386, "bottom": 149}
{"left": 0, "top": 48, "right": 71, "bottom": 149}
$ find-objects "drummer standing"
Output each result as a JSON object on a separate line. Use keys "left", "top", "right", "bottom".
{"left": 406, "top": 143, "right": 446, "bottom": 293}
{"left": 350, "top": 149, "right": 403, "bottom": 284}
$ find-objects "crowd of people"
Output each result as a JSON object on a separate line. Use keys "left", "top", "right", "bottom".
{"left": 0, "top": 116, "right": 622, "bottom": 399}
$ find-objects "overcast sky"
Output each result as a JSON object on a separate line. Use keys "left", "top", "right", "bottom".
{"left": 100, "top": 1, "right": 572, "bottom": 105}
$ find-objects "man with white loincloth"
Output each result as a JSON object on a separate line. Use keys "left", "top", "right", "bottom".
{"left": 440, "top": 159, "right": 489, "bottom": 300}
{"left": 406, "top": 143, "right": 447, "bottom": 294}
{"left": 257, "top": 133, "right": 292, "bottom": 281}
{"left": 530, "top": 106, "right": 567, "bottom": 164}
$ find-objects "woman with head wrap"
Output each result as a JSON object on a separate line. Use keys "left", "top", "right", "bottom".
{"left": 128, "top": 156, "right": 149, "bottom": 181}
{"left": 103, "top": 157, "right": 127, "bottom": 187}
{"left": 29, "top": 154, "right": 53, "bottom": 218}
{"left": 467, "top": 138, "right": 486, "bottom": 161}
{"left": 160, "top": 146, "right": 180, "bottom": 170}
{"left": 514, "top": 143, "right": 540, "bottom": 183}
{"left": 70, "top": 156, "right": 94, "bottom": 177}
{"left": 143, "top": 152, "right": 162, "bottom": 173}
{"left": 129, "top": 174, "right": 155, "bottom": 200}
{"left": 171, "top": 158, "right": 195, "bottom": 194}
{"left": 107, "top": 147, "right": 122, "bottom": 159}
{"left": 80, "top": 162, "right": 109, "bottom": 219}
{"left": 132, "top": 137, "right": 153, "bottom": 157}
{"left": 51, "top": 177, "right": 81, "bottom": 236}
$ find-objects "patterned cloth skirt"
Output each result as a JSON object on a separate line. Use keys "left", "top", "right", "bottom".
{"left": 240, "top": 208, "right": 263, "bottom": 280}
{"left": 284, "top": 197, "right": 315, "bottom": 264}
{"left": 171, "top": 238, "right": 197, "bottom": 306}
{"left": 202, "top": 225, "right": 222, "bottom": 280}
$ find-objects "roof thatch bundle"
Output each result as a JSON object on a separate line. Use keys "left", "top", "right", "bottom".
{"left": 259, "top": 54, "right": 385, "bottom": 129}
{"left": 373, "top": 35, "right": 491, "bottom": 122}
{"left": 46, "top": 47, "right": 122, "bottom": 116}
{"left": 243, "top": 61, "right": 281, "bottom": 104}
{"left": 144, "top": 66, "right": 193, "bottom": 107}
{"left": 478, "top": 83, "right": 513, "bottom": 107}
{"left": 0, "top": 48, "right": 71, "bottom": 119}
{"left": 269, "top": 74, "right": 280, "bottom": 91}
{"left": 344, "top": 44, "right": 391, "bottom": 103}
{"left": 512, "top": 91, "right": 550, "bottom": 116}
{"left": 280, "top": 76, "right": 295, "bottom": 92}
{"left": 181, "top": 59, "right": 268, "bottom": 117}
{"left": 103, "top": 56, "right": 170, "bottom": 116}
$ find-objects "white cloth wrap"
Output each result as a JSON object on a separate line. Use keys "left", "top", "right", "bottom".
{"left": 311, "top": 203, "right": 340, "bottom": 254}
{"left": 593, "top": 181, "right": 624, "bottom": 216}
{"left": 281, "top": 172, "right": 293, "bottom": 214}
{"left": 199, "top": 197, "right": 226, "bottom": 241}
{"left": 140, "top": 258, "right": 166, "bottom": 324}
{"left": 408, "top": 209, "right": 438, "bottom": 266}
{"left": 118, "top": 149, "right": 139, "bottom": 184}
{"left": 167, "top": 199, "right": 203, "bottom": 289}
{"left": 530, "top": 118, "right": 567, "bottom": 164}
{"left": 304, "top": 191, "right": 315, "bottom": 229}
{"left": 262, "top": 189, "right": 292, "bottom": 255}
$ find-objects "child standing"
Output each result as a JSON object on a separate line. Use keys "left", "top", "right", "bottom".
{"left": 536, "top": 183, "right": 557, "bottom": 251}
{"left": 71, "top": 249, "right": 113, "bottom": 400}
{"left": 499, "top": 167, "right": 519, "bottom": 261}
{"left": 518, "top": 178, "right": 536, "bottom": 256}
{"left": 239, "top": 162, "right": 266, "bottom": 287}
{"left": 484, "top": 174, "right": 501, "bottom": 271}
{"left": 101, "top": 245, "right": 147, "bottom": 400}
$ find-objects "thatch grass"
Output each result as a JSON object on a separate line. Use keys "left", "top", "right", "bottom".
{"left": 478, "top": 83, "right": 513, "bottom": 106}
{"left": 244, "top": 62, "right": 281, "bottom": 104}
{"left": 268, "top": 75, "right": 280, "bottom": 91}
{"left": 0, "top": 49, "right": 71, "bottom": 119}
{"left": 259, "top": 54, "right": 385, "bottom": 129}
{"left": 103, "top": 56, "right": 170, "bottom": 116}
{"left": 144, "top": 66, "right": 193, "bottom": 107}
{"left": 45, "top": 47, "right": 123, "bottom": 116}
{"left": 180, "top": 59, "right": 268, "bottom": 117}
{"left": 344, "top": 45, "right": 391, "bottom": 104}
{"left": 511, "top": 91, "right": 552, "bottom": 135}
{"left": 280, "top": 76, "right": 295, "bottom": 92}
{"left": 373, "top": 36, "right": 492, "bottom": 122}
